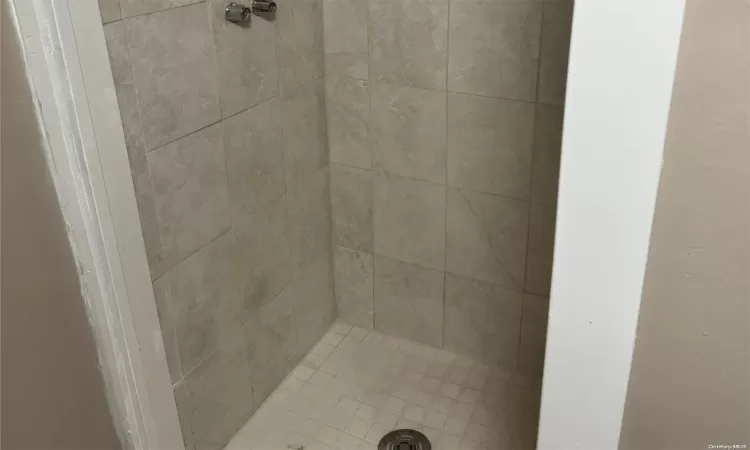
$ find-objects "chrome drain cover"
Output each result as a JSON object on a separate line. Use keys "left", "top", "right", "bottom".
{"left": 377, "top": 429, "right": 431, "bottom": 450}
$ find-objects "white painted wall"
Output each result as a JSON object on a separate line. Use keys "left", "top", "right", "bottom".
{"left": 536, "top": 1, "right": 686, "bottom": 449}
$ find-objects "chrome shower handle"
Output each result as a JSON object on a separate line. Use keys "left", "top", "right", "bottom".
{"left": 225, "top": 2, "right": 251, "bottom": 22}
{"left": 225, "top": 0, "right": 276, "bottom": 23}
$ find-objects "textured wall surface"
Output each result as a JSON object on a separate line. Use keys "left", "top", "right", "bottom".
{"left": 325, "top": 0, "right": 572, "bottom": 374}
{"left": 620, "top": 1, "right": 750, "bottom": 448}
{"left": 99, "top": 0, "right": 334, "bottom": 448}
{"left": 1, "top": 4, "right": 122, "bottom": 448}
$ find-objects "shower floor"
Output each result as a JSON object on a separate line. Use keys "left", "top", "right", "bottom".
{"left": 224, "top": 322, "right": 541, "bottom": 450}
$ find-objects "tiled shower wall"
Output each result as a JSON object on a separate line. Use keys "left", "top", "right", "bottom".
{"left": 326, "top": 0, "right": 572, "bottom": 374}
{"left": 99, "top": 0, "right": 333, "bottom": 448}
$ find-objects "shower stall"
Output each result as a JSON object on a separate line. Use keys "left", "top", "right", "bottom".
{"left": 97, "top": 0, "right": 572, "bottom": 447}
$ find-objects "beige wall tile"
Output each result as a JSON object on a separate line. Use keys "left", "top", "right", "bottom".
{"left": 326, "top": 75, "right": 369, "bottom": 104}
{"left": 323, "top": 0, "right": 368, "bottom": 53}
{"left": 369, "top": 0, "right": 449, "bottom": 90}
{"left": 234, "top": 193, "right": 293, "bottom": 311}
{"left": 374, "top": 256, "right": 444, "bottom": 347}
{"left": 124, "top": 4, "right": 220, "bottom": 150}
{"left": 223, "top": 98, "right": 285, "bottom": 216}
{"left": 103, "top": 21, "right": 145, "bottom": 162}
{"left": 289, "top": 254, "right": 337, "bottom": 351}
{"left": 130, "top": 155, "right": 168, "bottom": 279}
{"left": 334, "top": 247, "right": 374, "bottom": 328}
{"left": 530, "top": 104, "right": 563, "bottom": 205}
{"left": 444, "top": 274, "right": 522, "bottom": 368}
{"left": 243, "top": 284, "right": 301, "bottom": 405}
{"left": 524, "top": 201, "right": 555, "bottom": 296}
{"left": 517, "top": 293, "right": 549, "bottom": 375}
{"left": 209, "top": 0, "right": 278, "bottom": 117}
{"left": 373, "top": 172, "right": 446, "bottom": 271}
{"left": 327, "top": 99, "right": 371, "bottom": 169}
{"left": 152, "top": 277, "right": 182, "bottom": 383}
{"left": 331, "top": 164, "right": 373, "bottom": 253}
{"left": 118, "top": 0, "right": 202, "bottom": 18}
{"left": 181, "top": 328, "right": 254, "bottom": 448}
{"left": 281, "top": 79, "right": 329, "bottom": 182}
{"left": 446, "top": 188, "right": 528, "bottom": 289}
{"left": 538, "top": 0, "right": 573, "bottom": 106}
{"left": 447, "top": 93, "right": 535, "bottom": 199}
{"left": 325, "top": 52, "right": 369, "bottom": 80}
{"left": 288, "top": 168, "right": 333, "bottom": 272}
{"left": 158, "top": 233, "right": 242, "bottom": 374}
{"left": 448, "top": 0, "right": 542, "bottom": 101}
{"left": 173, "top": 381, "right": 193, "bottom": 445}
{"left": 277, "top": 0, "right": 324, "bottom": 93}
{"left": 98, "top": 0, "right": 121, "bottom": 23}
{"left": 147, "top": 123, "right": 231, "bottom": 270}
{"left": 371, "top": 83, "right": 447, "bottom": 184}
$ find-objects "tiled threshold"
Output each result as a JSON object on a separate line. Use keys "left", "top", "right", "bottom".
{"left": 223, "top": 321, "right": 542, "bottom": 450}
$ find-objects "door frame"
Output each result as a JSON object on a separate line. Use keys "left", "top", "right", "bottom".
{"left": 8, "top": 0, "right": 687, "bottom": 449}
{"left": 8, "top": 0, "right": 184, "bottom": 448}
{"left": 537, "top": 1, "right": 686, "bottom": 449}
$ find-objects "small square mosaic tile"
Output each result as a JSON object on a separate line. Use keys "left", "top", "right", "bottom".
{"left": 224, "top": 322, "right": 541, "bottom": 450}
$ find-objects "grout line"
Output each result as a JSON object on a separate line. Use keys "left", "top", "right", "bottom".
{"left": 442, "top": 0, "right": 452, "bottom": 351}
{"left": 115, "top": 0, "right": 205, "bottom": 23}
{"left": 368, "top": 78, "right": 540, "bottom": 106}
{"left": 516, "top": 0, "right": 549, "bottom": 371}
{"left": 366, "top": 0, "right": 377, "bottom": 333}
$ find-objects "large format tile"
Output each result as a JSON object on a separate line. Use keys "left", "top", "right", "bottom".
{"left": 233, "top": 193, "right": 293, "bottom": 311}
{"left": 157, "top": 232, "right": 242, "bottom": 375}
{"left": 103, "top": 21, "right": 145, "bottom": 162}
{"left": 281, "top": 79, "right": 329, "bottom": 182}
{"left": 447, "top": 93, "right": 535, "bottom": 199}
{"left": 181, "top": 327, "right": 254, "bottom": 449}
{"left": 448, "top": 0, "right": 543, "bottom": 101}
{"left": 446, "top": 188, "right": 528, "bottom": 289}
{"left": 331, "top": 164, "right": 373, "bottom": 253}
{"left": 323, "top": 0, "right": 368, "bottom": 53}
{"left": 147, "top": 123, "right": 231, "bottom": 270}
{"left": 277, "top": 0, "right": 324, "bottom": 93}
{"left": 289, "top": 255, "right": 336, "bottom": 352}
{"left": 538, "top": 1, "right": 573, "bottom": 106}
{"left": 209, "top": 0, "right": 278, "bottom": 117}
{"left": 334, "top": 247, "right": 374, "bottom": 328}
{"left": 518, "top": 293, "right": 549, "bottom": 375}
{"left": 118, "top": 0, "right": 202, "bottom": 18}
{"left": 243, "top": 286, "right": 301, "bottom": 406}
{"left": 223, "top": 98, "right": 285, "bottom": 216}
{"left": 369, "top": 0, "right": 449, "bottom": 90}
{"left": 124, "top": 4, "right": 220, "bottom": 150}
{"left": 327, "top": 98, "right": 371, "bottom": 169}
{"left": 371, "top": 83, "right": 447, "bottom": 184}
{"left": 288, "top": 168, "right": 332, "bottom": 272}
{"left": 525, "top": 202, "right": 556, "bottom": 296}
{"left": 99, "top": 0, "right": 121, "bottom": 23}
{"left": 373, "top": 173, "right": 446, "bottom": 271}
{"left": 130, "top": 156, "right": 167, "bottom": 279}
{"left": 172, "top": 382, "right": 193, "bottom": 444}
{"left": 325, "top": 52, "right": 369, "bottom": 81}
{"left": 152, "top": 277, "right": 181, "bottom": 383}
{"left": 373, "top": 256, "right": 444, "bottom": 347}
{"left": 444, "top": 274, "right": 522, "bottom": 368}
{"left": 326, "top": 73, "right": 369, "bottom": 104}
{"left": 530, "top": 104, "right": 564, "bottom": 205}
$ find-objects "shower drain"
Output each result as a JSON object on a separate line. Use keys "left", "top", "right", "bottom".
{"left": 377, "top": 429, "right": 432, "bottom": 450}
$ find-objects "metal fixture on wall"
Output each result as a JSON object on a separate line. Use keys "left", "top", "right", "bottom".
{"left": 225, "top": 0, "right": 277, "bottom": 23}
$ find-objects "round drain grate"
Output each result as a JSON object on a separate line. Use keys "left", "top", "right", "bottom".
{"left": 377, "top": 429, "right": 431, "bottom": 450}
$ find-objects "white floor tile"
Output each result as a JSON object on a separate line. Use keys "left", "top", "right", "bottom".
{"left": 220, "top": 321, "right": 540, "bottom": 450}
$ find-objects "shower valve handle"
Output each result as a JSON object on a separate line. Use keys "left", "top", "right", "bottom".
{"left": 225, "top": 0, "right": 276, "bottom": 23}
